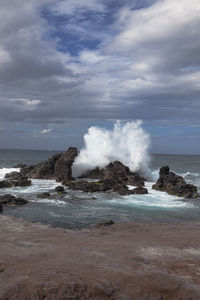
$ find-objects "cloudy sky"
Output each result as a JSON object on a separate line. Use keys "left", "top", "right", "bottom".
{"left": 0, "top": 0, "right": 200, "bottom": 153}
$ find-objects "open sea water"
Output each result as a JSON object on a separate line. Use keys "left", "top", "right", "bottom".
{"left": 0, "top": 149, "right": 200, "bottom": 229}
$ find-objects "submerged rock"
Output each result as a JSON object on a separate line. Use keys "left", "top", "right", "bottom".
{"left": 55, "top": 186, "right": 65, "bottom": 193}
{"left": 37, "top": 192, "right": 51, "bottom": 199}
{"left": 152, "top": 166, "right": 199, "bottom": 198}
{"left": 0, "top": 194, "right": 28, "bottom": 206}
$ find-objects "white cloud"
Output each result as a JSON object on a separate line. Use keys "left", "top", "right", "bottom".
{"left": 41, "top": 128, "right": 52, "bottom": 134}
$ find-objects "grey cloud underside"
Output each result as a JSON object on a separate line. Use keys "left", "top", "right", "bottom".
{"left": 0, "top": 0, "right": 200, "bottom": 127}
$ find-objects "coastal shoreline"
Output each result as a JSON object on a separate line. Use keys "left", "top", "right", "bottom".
{"left": 1, "top": 215, "right": 200, "bottom": 299}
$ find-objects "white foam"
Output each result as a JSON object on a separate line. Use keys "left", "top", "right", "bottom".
{"left": 111, "top": 181, "right": 192, "bottom": 208}
{"left": 0, "top": 168, "right": 20, "bottom": 180}
{"left": 72, "top": 120, "right": 151, "bottom": 178}
{"left": 31, "top": 198, "right": 68, "bottom": 207}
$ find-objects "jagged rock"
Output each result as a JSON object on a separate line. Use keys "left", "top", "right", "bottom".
{"left": 37, "top": 192, "right": 51, "bottom": 198}
{"left": 79, "top": 167, "right": 104, "bottom": 179}
{"left": 152, "top": 166, "right": 199, "bottom": 198}
{"left": 0, "top": 202, "right": 3, "bottom": 212}
{"left": 0, "top": 181, "right": 12, "bottom": 188}
{"left": 55, "top": 186, "right": 65, "bottom": 193}
{"left": 131, "top": 187, "right": 148, "bottom": 194}
{"left": 82, "top": 161, "right": 145, "bottom": 187}
{"left": 20, "top": 147, "right": 78, "bottom": 182}
{"left": 21, "top": 153, "right": 62, "bottom": 179}
{"left": 0, "top": 194, "right": 28, "bottom": 205}
{"left": 54, "top": 147, "right": 78, "bottom": 181}
{"left": 4, "top": 172, "right": 31, "bottom": 187}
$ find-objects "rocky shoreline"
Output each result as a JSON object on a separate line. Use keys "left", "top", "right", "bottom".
{"left": 1, "top": 215, "right": 200, "bottom": 299}
{"left": 0, "top": 147, "right": 199, "bottom": 212}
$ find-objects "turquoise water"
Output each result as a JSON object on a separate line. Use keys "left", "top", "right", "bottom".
{"left": 0, "top": 149, "right": 200, "bottom": 229}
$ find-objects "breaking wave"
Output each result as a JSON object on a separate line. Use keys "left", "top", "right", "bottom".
{"left": 72, "top": 120, "right": 151, "bottom": 178}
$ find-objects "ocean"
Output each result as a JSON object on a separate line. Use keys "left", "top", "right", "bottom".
{"left": 0, "top": 149, "right": 200, "bottom": 229}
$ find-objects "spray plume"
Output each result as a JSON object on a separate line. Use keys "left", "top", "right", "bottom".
{"left": 72, "top": 120, "right": 151, "bottom": 178}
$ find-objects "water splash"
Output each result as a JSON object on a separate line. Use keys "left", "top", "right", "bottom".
{"left": 72, "top": 120, "right": 151, "bottom": 177}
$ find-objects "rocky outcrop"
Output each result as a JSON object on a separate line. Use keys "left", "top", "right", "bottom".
{"left": 55, "top": 186, "right": 65, "bottom": 193}
{"left": 20, "top": 153, "right": 62, "bottom": 179}
{"left": 54, "top": 147, "right": 78, "bottom": 181}
{"left": 0, "top": 194, "right": 28, "bottom": 206}
{"left": 64, "top": 161, "right": 147, "bottom": 195}
{"left": 152, "top": 166, "right": 199, "bottom": 198}
{"left": 101, "top": 161, "right": 145, "bottom": 186}
{"left": 0, "top": 181, "right": 12, "bottom": 188}
{"left": 21, "top": 147, "right": 78, "bottom": 182}
{"left": 5, "top": 172, "right": 31, "bottom": 187}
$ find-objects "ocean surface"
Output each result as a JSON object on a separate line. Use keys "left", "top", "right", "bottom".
{"left": 0, "top": 149, "right": 200, "bottom": 229}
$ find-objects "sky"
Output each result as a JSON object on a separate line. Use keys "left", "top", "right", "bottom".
{"left": 0, "top": 0, "right": 200, "bottom": 154}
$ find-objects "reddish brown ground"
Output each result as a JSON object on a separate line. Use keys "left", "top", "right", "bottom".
{"left": 1, "top": 215, "right": 200, "bottom": 299}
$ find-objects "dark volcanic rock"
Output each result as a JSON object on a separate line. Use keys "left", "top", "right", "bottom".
{"left": 20, "top": 147, "right": 78, "bottom": 182}
{"left": 65, "top": 181, "right": 108, "bottom": 193}
{"left": 0, "top": 194, "right": 28, "bottom": 205}
{"left": 112, "top": 183, "right": 131, "bottom": 195}
{"left": 131, "top": 187, "right": 148, "bottom": 194}
{"left": 64, "top": 161, "right": 147, "bottom": 195}
{"left": 5, "top": 171, "right": 20, "bottom": 179}
{"left": 152, "top": 166, "right": 199, "bottom": 198}
{"left": 79, "top": 167, "right": 104, "bottom": 179}
{"left": 21, "top": 153, "right": 62, "bottom": 179}
{"left": 4, "top": 171, "right": 31, "bottom": 187}
{"left": 37, "top": 192, "right": 51, "bottom": 199}
{"left": 55, "top": 186, "right": 65, "bottom": 193}
{"left": 83, "top": 161, "right": 145, "bottom": 187}
{"left": 0, "top": 180, "right": 12, "bottom": 188}
{"left": 54, "top": 147, "right": 78, "bottom": 181}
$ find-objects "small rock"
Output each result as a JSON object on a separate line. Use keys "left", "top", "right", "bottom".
{"left": 131, "top": 187, "right": 148, "bottom": 194}
{"left": 55, "top": 186, "right": 65, "bottom": 193}
{"left": 0, "top": 194, "right": 28, "bottom": 206}
{"left": 0, "top": 181, "right": 12, "bottom": 188}
{"left": 37, "top": 192, "right": 51, "bottom": 198}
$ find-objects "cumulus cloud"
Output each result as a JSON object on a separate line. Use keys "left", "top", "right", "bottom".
{"left": 0, "top": 0, "right": 200, "bottom": 149}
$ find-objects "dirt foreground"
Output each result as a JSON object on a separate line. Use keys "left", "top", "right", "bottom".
{"left": 1, "top": 216, "right": 200, "bottom": 299}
